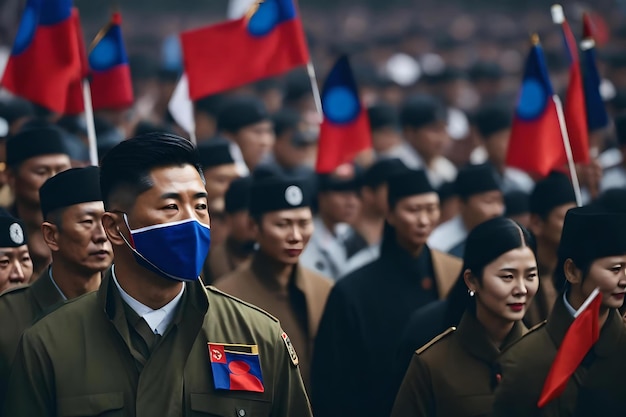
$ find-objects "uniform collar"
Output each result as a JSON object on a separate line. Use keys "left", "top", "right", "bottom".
{"left": 456, "top": 311, "right": 525, "bottom": 364}
{"left": 48, "top": 267, "right": 68, "bottom": 301}
{"left": 30, "top": 267, "right": 66, "bottom": 313}
{"left": 546, "top": 293, "right": 624, "bottom": 358}
{"left": 111, "top": 265, "right": 185, "bottom": 335}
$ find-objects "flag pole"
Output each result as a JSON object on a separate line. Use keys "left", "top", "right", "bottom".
{"left": 574, "top": 287, "right": 600, "bottom": 318}
{"left": 306, "top": 61, "right": 324, "bottom": 122}
{"left": 553, "top": 94, "right": 583, "bottom": 207}
{"left": 82, "top": 79, "right": 99, "bottom": 166}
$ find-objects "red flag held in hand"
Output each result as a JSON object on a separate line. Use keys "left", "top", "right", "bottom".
{"left": 537, "top": 289, "right": 602, "bottom": 408}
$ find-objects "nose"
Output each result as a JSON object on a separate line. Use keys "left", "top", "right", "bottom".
{"left": 417, "top": 210, "right": 430, "bottom": 227}
{"left": 289, "top": 225, "right": 303, "bottom": 242}
{"left": 9, "top": 261, "right": 25, "bottom": 281}
{"left": 92, "top": 221, "right": 109, "bottom": 243}
{"left": 512, "top": 278, "right": 528, "bottom": 297}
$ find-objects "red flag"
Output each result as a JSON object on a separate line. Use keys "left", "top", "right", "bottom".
{"left": 560, "top": 19, "right": 590, "bottom": 164}
{"left": 315, "top": 55, "right": 371, "bottom": 174}
{"left": 181, "top": 0, "right": 309, "bottom": 100}
{"left": 65, "top": 8, "right": 89, "bottom": 115}
{"left": 88, "top": 12, "right": 134, "bottom": 110}
{"left": 537, "top": 290, "right": 602, "bottom": 408}
{"left": 2, "top": 0, "right": 83, "bottom": 114}
{"left": 506, "top": 38, "right": 565, "bottom": 176}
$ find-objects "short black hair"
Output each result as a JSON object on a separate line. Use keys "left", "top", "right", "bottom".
{"left": 100, "top": 133, "right": 204, "bottom": 210}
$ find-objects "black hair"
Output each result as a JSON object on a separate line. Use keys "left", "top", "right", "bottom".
{"left": 100, "top": 133, "right": 204, "bottom": 210}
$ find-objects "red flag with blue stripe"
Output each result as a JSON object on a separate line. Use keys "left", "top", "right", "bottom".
{"left": 506, "top": 40, "right": 566, "bottom": 177}
{"left": 581, "top": 13, "right": 609, "bottom": 132}
{"left": 316, "top": 55, "right": 371, "bottom": 174}
{"left": 208, "top": 343, "right": 264, "bottom": 393}
{"left": 181, "top": 0, "right": 309, "bottom": 100}
{"left": 2, "top": 0, "right": 82, "bottom": 113}
{"left": 88, "top": 12, "right": 134, "bottom": 110}
{"left": 559, "top": 19, "right": 589, "bottom": 164}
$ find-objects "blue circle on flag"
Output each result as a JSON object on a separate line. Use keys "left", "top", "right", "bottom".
{"left": 248, "top": 1, "right": 279, "bottom": 36}
{"left": 89, "top": 37, "right": 121, "bottom": 71}
{"left": 516, "top": 79, "right": 548, "bottom": 120}
{"left": 12, "top": 6, "right": 37, "bottom": 55}
{"left": 323, "top": 86, "right": 360, "bottom": 124}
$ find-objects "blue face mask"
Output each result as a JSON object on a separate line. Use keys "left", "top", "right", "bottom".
{"left": 120, "top": 214, "right": 211, "bottom": 282}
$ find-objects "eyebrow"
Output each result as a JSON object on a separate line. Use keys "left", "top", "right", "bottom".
{"left": 499, "top": 267, "right": 538, "bottom": 273}
{"left": 160, "top": 192, "right": 208, "bottom": 200}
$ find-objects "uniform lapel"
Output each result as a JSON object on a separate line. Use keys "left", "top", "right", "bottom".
{"left": 430, "top": 249, "right": 462, "bottom": 299}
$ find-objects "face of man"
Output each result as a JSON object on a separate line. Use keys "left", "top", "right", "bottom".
{"left": 388, "top": 193, "right": 440, "bottom": 249}
{"left": 51, "top": 202, "right": 112, "bottom": 274}
{"left": 461, "top": 190, "right": 504, "bottom": 231}
{"left": 9, "top": 154, "right": 71, "bottom": 205}
{"left": 235, "top": 120, "right": 275, "bottom": 170}
{"left": 530, "top": 203, "right": 576, "bottom": 249}
{"left": 203, "top": 164, "right": 239, "bottom": 202}
{"left": 274, "top": 134, "right": 317, "bottom": 170}
{"left": 126, "top": 165, "right": 210, "bottom": 232}
{"left": 406, "top": 121, "right": 450, "bottom": 163}
{"left": 483, "top": 129, "right": 511, "bottom": 170}
{"left": 255, "top": 207, "right": 314, "bottom": 265}
{"left": 372, "top": 128, "right": 403, "bottom": 154}
{"left": 318, "top": 190, "right": 360, "bottom": 225}
{"left": 0, "top": 245, "right": 32, "bottom": 292}
{"left": 227, "top": 211, "right": 256, "bottom": 244}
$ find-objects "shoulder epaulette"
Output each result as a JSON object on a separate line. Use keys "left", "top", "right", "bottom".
{"left": 416, "top": 326, "right": 456, "bottom": 355}
{"left": 500, "top": 320, "right": 547, "bottom": 354}
{"left": 0, "top": 284, "right": 31, "bottom": 297}
{"left": 206, "top": 285, "right": 280, "bottom": 323}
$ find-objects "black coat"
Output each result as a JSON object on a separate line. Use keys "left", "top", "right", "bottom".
{"left": 310, "top": 229, "right": 461, "bottom": 417}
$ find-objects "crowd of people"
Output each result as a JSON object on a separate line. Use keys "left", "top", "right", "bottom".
{"left": 0, "top": 2, "right": 624, "bottom": 416}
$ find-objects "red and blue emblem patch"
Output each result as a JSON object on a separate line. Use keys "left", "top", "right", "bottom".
{"left": 208, "top": 343, "right": 264, "bottom": 393}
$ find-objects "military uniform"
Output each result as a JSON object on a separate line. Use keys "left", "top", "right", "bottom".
{"left": 492, "top": 295, "right": 626, "bottom": 417}
{"left": 215, "top": 252, "right": 332, "bottom": 390}
{"left": 3, "top": 270, "right": 312, "bottom": 417}
{"left": 0, "top": 269, "right": 64, "bottom": 408}
{"left": 311, "top": 233, "right": 461, "bottom": 417}
{"left": 391, "top": 312, "right": 526, "bottom": 417}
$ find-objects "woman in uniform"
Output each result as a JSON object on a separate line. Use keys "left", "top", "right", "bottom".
{"left": 390, "top": 216, "right": 539, "bottom": 417}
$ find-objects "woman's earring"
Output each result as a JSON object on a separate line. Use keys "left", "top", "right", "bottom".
{"left": 468, "top": 289, "right": 475, "bottom": 297}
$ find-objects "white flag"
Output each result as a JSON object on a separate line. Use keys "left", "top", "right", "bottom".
{"left": 168, "top": 74, "right": 195, "bottom": 138}
{"left": 227, "top": 0, "right": 257, "bottom": 19}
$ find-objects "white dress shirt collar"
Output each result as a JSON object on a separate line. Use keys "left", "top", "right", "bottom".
{"left": 112, "top": 265, "right": 185, "bottom": 335}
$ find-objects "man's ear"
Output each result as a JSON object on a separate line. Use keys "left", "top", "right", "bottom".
{"left": 528, "top": 213, "right": 543, "bottom": 238}
{"left": 102, "top": 212, "right": 126, "bottom": 247}
{"left": 41, "top": 222, "right": 59, "bottom": 252}
{"left": 563, "top": 258, "right": 583, "bottom": 286}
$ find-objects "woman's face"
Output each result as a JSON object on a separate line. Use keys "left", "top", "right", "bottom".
{"left": 472, "top": 246, "right": 539, "bottom": 323}
{"left": 580, "top": 256, "right": 626, "bottom": 310}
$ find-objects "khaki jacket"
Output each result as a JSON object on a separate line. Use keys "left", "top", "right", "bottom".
{"left": 391, "top": 312, "right": 526, "bottom": 417}
{"left": 3, "top": 270, "right": 312, "bottom": 417}
{"left": 0, "top": 269, "right": 64, "bottom": 408}
{"left": 215, "top": 253, "right": 333, "bottom": 389}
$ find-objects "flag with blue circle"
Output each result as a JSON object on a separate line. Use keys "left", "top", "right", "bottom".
{"left": 316, "top": 55, "right": 371, "bottom": 174}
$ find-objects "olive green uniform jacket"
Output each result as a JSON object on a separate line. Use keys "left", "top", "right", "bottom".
{"left": 0, "top": 269, "right": 65, "bottom": 409}
{"left": 214, "top": 253, "right": 333, "bottom": 390}
{"left": 3, "top": 270, "right": 312, "bottom": 417}
{"left": 492, "top": 294, "right": 626, "bottom": 417}
{"left": 390, "top": 311, "right": 526, "bottom": 417}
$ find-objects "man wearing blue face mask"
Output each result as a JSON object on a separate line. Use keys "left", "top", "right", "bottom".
{"left": 3, "top": 133, "right": 313, "bottom": 417}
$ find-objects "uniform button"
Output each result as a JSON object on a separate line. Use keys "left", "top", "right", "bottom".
{"left": 421, "top": 277, "right": 433, "bottom": 290}
{"left": 238, "top": 409, "right": 246, "bottom": 417}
